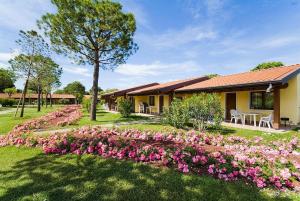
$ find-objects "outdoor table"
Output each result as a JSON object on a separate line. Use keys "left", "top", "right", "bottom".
{"left": 280, "top": 117, "right": 289, "bottom": 127}
{"left": 241, "top": 112, "right": 260, "bottom": 127}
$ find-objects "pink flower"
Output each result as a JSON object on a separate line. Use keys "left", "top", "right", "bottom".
{"left": 87, "top": 146, "right": 94, "bottom": 153}
{"left": 280, "top": 168, "right": 291, "bottom": 180}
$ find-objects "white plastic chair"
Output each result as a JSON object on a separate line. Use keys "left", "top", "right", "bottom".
{"left": 259, "top": 114, "right": 273, "bottom": 129}
{"left": 230, "top": 109, "right": 243, "bottom": 124}
{"left": 138, "top": 102, "right": 144, "bottom": 113}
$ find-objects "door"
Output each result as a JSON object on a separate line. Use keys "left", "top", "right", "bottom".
{"left": 226, "top": 93, "right": 236, "bottom": 121}
{"left": 159, "top": 95, "right": 164, "bottom": 114}
{"left": 129, "top": 97, "right": 135, "bottom": 112}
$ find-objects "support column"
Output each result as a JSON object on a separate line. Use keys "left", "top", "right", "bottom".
{"left": 169, "top": 92, "right": 174, "bottom": 105}
{"left": 273, "top": 87, "right": 280, "bottom": 129}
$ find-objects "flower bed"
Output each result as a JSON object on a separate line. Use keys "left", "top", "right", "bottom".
{"left": 1, "top": 126, "right": 299, "bottom": 191}
{"left": 10, "top": 105, "right": 82, "bottom": 134}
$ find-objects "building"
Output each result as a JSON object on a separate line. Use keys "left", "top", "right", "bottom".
{"left": 0, "top": 93, "right": 76, "bottom": 104}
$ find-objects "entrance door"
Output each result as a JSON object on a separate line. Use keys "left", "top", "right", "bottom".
{"left": 159, "top": 95, "right": 164, "bottom": 114}
{"left": 226, "top": 93, "right": 236, "bottom": 121}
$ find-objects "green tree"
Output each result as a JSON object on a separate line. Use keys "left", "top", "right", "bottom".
{"left": 0, "top": 68, "right": 16, "bottom": 92}
{"left": 9, "top": 30, "right": 49, "bottom": 117}
{"left": 4, "top": 87, "right": 17, "bottom": 97}
{"left": 54, "top": 89, "right": 64, "bottom": 94}
{"left": 38, "top": 0, "right": 138, "bottom": 120}
{"left": 63, "top": 81, "right": 85, "bottom": 104}
{"left": 32, "top": 55, "right": 62, "bottom": 111}
{"left": 251, "top": 61, "right": 284, "bottom": 71}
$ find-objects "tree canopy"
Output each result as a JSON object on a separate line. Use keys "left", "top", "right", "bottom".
{"left": 251, "top": 61, "right": 284, "bottom": 71}
{"left": 63, "top": 81, "right": 86, "bottom": 104}
{"left": 9, "top": 30, "right": 51, "bottom": 117}
{"left": 0, "top": 68, "right": 16, "bottom": 92}
{"left": 38, "top": 0, "right": 138, "bottom": 120}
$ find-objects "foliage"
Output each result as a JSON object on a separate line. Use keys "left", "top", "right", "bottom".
{"left": 117, "top": 98, "right": 132, "bottom": 117}
{"left": 184, "top": 93, "right": 223, "bottom": 131}
{"left": 163, "top": 99, "right": 189, "bottom": 128}
{"left": 3, "top": 87, "right": 17, "bottom": 97}
{"left": 0, "top": 68, "right": 16, "bottom": 92}
{"left": 82, "top": 96, "right": 91, "bottom": 112}
{"left": 206, "top": 74, "right": 219, "bottom": 78}
{"left": 9, "top": 30, "right": 50, "bottom": 117}
{"left": 38, "top": 0, "right": 138, "bottom": 120}
{"left": 57, "top": 99, "right": 70, "bottom": 105}
{"left": 54, "top": 89, "right": 64, "bottom": 94}
{"left": 0, "top": 98, "right": 16, "bottom": 107}
{"left": 63, "top": 81, "right": 85, "bottom": 104}
{"left": 251, "top": 61, "right": 284, "bottom": 71}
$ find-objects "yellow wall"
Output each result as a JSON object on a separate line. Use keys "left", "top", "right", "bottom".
{"left": 134, "top": 95, "right": 169, "bottom": 114}
{"left": 280, "top": 75, "right": 299, "bottom": 124}
{"left": 298, "top": 74, "right": 300, "bottom": 123}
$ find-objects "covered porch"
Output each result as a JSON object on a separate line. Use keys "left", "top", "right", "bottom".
{"left": 218, "top": 83, "right": 293, "bottom": 130}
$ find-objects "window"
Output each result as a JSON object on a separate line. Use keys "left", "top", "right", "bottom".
{"left": 149, "top": 96, "right": 155, "bottom": 106}
{"left": 250, "top": 91, "right": 273, "bottom": 110}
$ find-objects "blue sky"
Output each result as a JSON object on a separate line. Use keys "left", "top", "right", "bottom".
{"left": 0, "top": 0, "right": 300, "bottom": 91}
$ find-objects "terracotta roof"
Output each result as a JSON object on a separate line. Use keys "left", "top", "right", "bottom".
{"left": 128, "top": 76, "right": 209, "bottom": 95}
{"left": 101, "top": 83, "right": 159, "bottom": 98}
{"left": 0, "top": 93, "right": 75, "bottom": 99}
{"left": 176, "top": 64, "right": 300, "bottom": 92}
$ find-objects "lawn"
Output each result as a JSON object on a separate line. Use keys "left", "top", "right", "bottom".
{"left": 119, "top": 123, "right": 300, "bottom": 143}
{"left": 67, "top": 108, "right": 151, "bottom": 128}
{"left": 0, "top": 106, "right": 60, "bottom": 135}
{"left": 0, "top": 146, "right": 298, "bottom": 201}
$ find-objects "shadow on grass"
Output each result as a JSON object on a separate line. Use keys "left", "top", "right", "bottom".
{"left": 0, "top": 151, "right": 292, "bottom": 201}
{"left": 206, "top": 126, "right": 237, "bottom": 135}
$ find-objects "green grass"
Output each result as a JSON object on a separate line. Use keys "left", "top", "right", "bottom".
{"left": 0, "top": 106, "right": 60, "bottom": 135}
{"left": 0, "top": 146, "right": 298, "bottom": 201}
{"left": 67, "top": 108, "right": 150, "bottom": 128}
{"left": 119, "top": 123, "right": 299, "bottom": 143}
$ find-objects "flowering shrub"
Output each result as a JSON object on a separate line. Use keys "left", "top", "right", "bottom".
{"left": 9, "top": 105, "right": 82, "bottom": 135}
{"left": 1, "top": 126, "right": 299, "bottom": 191}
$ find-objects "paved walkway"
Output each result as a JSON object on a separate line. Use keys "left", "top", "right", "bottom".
{"left": 0, "top": 108, "right": 15, "bottom": 115}
{"left": 222, "top": 122, "right": 291, "bottom": 133}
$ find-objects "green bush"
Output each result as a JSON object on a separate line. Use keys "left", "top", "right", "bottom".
{"left": 185, "top": 93, "right": 223, "bottom": 131}
{"left": 163, "top": 98, "right": 189, "bottom": 128}
{"left": 82, "top": 97, "right": 91, "bottom": 112}
{"left": 57, "top": 99, "right": 70, "bottom": 105}
{"left": 0, "top": 98, "right": 16, "bottom": 107}
{"left": 117, "top": 98, "right": 132, "bottom": 118}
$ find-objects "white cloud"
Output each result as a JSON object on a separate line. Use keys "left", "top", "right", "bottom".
{"left": 63, "top": 66, "right": 91, "bottom": 77}
{"left": 258, "top": 36, "right": 300, "bottom": 49}
{"left": 0, "top": 0, "right": 52, "bottom": 30}
{"left": 115, "top": 60, "right": 201, "bottom": 76}
{"left": 140, "top": 25, "right": 217, "bottom": 48}
{"left": 0, "top": 49, "right": 19, "bottom": 63}
{"left": 181, "top": 0, "right": 228, "bottom": 20}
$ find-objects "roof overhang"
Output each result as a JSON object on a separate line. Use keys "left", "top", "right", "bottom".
{"left": 128, "top": 76, "right": 209, "bottom": 96}
{"left": 175, "top": 81, "right": 288, "bottom": 94}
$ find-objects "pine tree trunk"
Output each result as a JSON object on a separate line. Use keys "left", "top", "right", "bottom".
{"left": 50, "top": 93, "right": 52, "bottom": 107}
{"left": 20, "top": 71, "right": 30, "bottom": 117}
{"left": 37, "top": 85, "right": 41, "bottom": 112}
{"left": 90, "top": 52, "right": 100, "bottom": 121}
{"left": 45, "top": 93, "right": 48, "bottom": 108}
